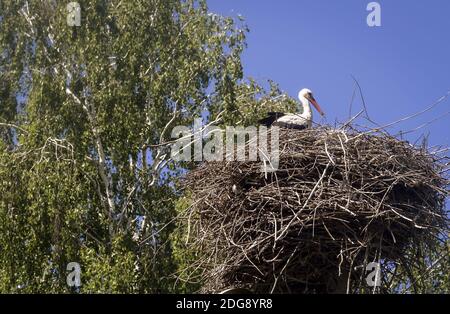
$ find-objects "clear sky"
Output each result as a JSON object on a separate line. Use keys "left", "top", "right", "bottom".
{"left": 208, "top": 0, "right": 450, "bottom": 149}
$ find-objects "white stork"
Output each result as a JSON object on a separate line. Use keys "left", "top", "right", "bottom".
{"left": 259, "top": 88, "right": 325, "bottom": 129}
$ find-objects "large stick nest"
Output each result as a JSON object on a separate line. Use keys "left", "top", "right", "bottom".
{"left": 181, "top": 127, "right": 449, "bottom": 293}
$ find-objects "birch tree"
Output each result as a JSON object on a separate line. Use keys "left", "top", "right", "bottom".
{"left": 0, "top": 0, "right": 254, "bottom": 292}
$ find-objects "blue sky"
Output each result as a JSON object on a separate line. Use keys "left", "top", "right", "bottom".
{"left": 208, "top": 0, "right": 450, "bottom": 149}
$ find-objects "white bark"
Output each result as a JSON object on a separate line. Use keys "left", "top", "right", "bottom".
{"left": 65, "top": 88, "right": 116, "bottom": 217}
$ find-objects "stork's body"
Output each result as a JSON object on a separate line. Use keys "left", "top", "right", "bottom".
{"left": 259, "top": 88, "right": 324, "bottom": 129}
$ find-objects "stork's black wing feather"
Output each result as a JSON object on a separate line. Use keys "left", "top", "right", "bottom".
{"left": 272, "top": 121, "right": 307, "bottom": 130}
{"left": 258, "top": 112, "right": 285, "bottom": 126}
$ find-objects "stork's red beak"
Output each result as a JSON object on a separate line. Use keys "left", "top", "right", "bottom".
{"left": 308, "top": 96, "right": 325, "bottom": 116}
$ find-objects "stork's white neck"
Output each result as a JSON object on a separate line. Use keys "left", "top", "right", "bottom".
{"left": 298, "top": 94, "right": 312, "bottom": 121}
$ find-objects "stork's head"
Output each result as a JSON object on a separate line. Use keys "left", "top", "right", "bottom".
{"left": 299, "top": 88, "right": 325, "bottom": 116}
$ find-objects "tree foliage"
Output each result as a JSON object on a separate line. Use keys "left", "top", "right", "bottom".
{"left": 0, "top": 0, "right": 294, "bottom": 292}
